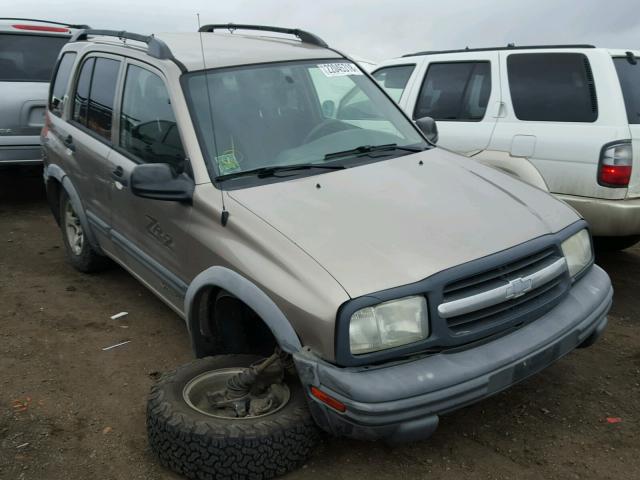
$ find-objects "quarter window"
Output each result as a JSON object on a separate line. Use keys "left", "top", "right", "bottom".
{"left": 507, "top": 53, "right": 598, "bottom": 122}
{"left": 372, "top": 65, "right": 415, "bottom": 102}
{"left": 49, "top": 52, "right": 77, "bottom": 117}
{"left": 613, "top": 57, "right": 640, "bottom": 124}
{"left": 72, "top": 56, "right": 120, "bottom": 140}
{"left": 414, "top": 62, "right": 491, "bottom": 121}
{"left": 119, "top": 65, "right": 185, "bottom": 167}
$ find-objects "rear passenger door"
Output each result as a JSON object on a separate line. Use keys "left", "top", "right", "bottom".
{"left": 404, "top": 53, "right": 500, "bottom": 154}
{"left": 59, "top": 53, "right": 122, "bottom": 252}
{"left": 107, "top": 59, "right": 192, "bottom": 313}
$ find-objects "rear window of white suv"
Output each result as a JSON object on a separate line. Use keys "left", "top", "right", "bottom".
{"left": 507, "top": 53, "right": 598, "bottom": 123}
{"left": 0, "top": 34, "right": 68, "bottom": 82}
{"left": 614, "top": 57, "right": 640, "bottom": 124}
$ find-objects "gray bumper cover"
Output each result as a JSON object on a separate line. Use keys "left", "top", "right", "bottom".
{"left": 294, "top": 264, "right": 612, "bottom": 442}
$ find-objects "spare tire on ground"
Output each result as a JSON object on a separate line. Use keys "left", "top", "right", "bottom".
{"left": 147, "top": 354, "right": 319, "bottom": 480}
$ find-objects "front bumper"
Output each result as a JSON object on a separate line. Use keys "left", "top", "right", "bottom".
{"left": 294, "top": 264, "right": 612, "bottom": 442}
{"left": 557, "top": 193, "right": 640, "bottom": 236}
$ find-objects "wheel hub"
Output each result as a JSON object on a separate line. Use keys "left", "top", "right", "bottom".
{"left": 64, "top": 202, "right": 84, "bottom": 255}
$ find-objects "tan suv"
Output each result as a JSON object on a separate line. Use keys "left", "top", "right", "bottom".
{"left": 42, "top": 25, "right": 613, "bottom": 480}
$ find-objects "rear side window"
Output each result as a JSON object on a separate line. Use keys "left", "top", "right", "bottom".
{"left": 119, "top": 65, "right": 185, "bottom": 167}
{"left": 0, "top": 34, "right": 68, "bottom": 82}
{"left": 72, "top": 58, "right": 94, "bottom": 125}
{"left": 614, "top": 57, "right": 640, "bottom": 124}
{"left": 372, "top": 65, "right": 415, "bottom": 102}
{"left": 413, "top": 62, "right": 491, "bottom": 121}
{"left": 507, "top": 53, "right": 598, "bottom": 122}
{"left": 49, "top": 52, "right": 77, "bottom": 117}
{"left": 72, "top": 57, "right": 120, "bottom": 140}
{"left": 87, "top": 58, "right": 120, "bottom": 140}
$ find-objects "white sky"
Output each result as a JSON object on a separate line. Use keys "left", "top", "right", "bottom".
{"left": 3, "top": 0, "right": 638, "bottom": 61}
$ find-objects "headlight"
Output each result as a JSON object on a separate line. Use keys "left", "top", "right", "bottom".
{"left": 349, "top": 295, "right": 429, "bottom": 355}
{"left": 561, "top": 229, "right": 593, "bottom": 278}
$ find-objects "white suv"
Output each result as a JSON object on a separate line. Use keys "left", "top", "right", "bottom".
{"left": 374, "top": 45, "right": 640, "bottom": 250}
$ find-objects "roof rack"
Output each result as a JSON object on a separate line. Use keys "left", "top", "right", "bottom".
{"left": 0, "top": 17, "right": 90, "bottom": 29}
{"left": 69, "top": 29, "right": 186, "bottom": 72}
{"left": 198, "top": 23, "right": 328, "bottom": 48}
{"left": 402, "top": 44, "right": 596, "bottom": 57}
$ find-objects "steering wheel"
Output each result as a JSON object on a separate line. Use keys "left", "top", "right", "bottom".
{"left": 303, "top": 119, "right": 358, "bottom": 144}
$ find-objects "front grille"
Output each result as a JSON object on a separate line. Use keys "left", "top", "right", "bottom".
{"left": 439, "top": 247, "right": 570, "bottom": 335}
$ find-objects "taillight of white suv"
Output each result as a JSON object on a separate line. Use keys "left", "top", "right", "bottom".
{"left": 598, "top": 141, "right": 633, "bottom": 187}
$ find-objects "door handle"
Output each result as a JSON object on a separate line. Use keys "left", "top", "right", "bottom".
{"left": 63, "top": 134, "right": 75, "bottom": 152}
{"left": 111, "top": 166, "right": 128, "bottom": 187}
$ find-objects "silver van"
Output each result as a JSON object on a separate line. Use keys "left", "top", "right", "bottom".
{"left": 0, "top": 18, "right": 85, "bottom": 166}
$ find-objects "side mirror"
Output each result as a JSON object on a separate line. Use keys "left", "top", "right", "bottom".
{"left": 415, "top": 116, "right": 438, "bottom": 145}
{"left": 130, "top": 163, "right": 194, "bottom": 203}
{"left": 322, "top": 100, "right": 335, "bottom": 118}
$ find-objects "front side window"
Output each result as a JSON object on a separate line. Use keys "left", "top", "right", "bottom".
{"left": 614, "top": 57, "right": 640, "bottom": 124}
{"left": 507, "top": 53, "right": 598, "bottom": 122}
{"left": 0, "top": 34, "right": 68, "bottom": 82}
{"left": 372, "top": 65, "right": 415, "bottom": 102}
{"left": 49, "top": 52, "right": 77, "bottom": 116}
{"left": 72, "top": 56, "right": 120, "bottom": 140}
{"left": 183, "top": 60, "right": 425, "bottom": 185}
{"left": 120, "top": 65, "right": 185, "bottom": 168}
{"left": 414, "top": 62, "right": 491, "bottom": 121}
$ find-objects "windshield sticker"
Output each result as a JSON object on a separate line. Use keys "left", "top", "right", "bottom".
{"left": 216, "top": 150, "right": 241, "bottom": 175}
{"left": 317, "top": 63, "right": 363, "bottom": 77}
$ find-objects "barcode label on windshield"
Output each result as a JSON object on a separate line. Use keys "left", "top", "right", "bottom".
{"left": 317, "top": 63, "right": 362, "bottom": 77}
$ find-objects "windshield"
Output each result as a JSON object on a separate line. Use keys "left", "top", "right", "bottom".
{"left": 0, "top": 34, "right": 68, "bottom": 82}
{"left": 183, "top": 60, "right": 427, "bottom": 184}
{"left": 614, "top": 57, "right": 640, "bottom": 124}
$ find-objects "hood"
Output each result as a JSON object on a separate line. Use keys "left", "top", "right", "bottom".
{"left": 228, "top": 149, "right": 580, "bottom": 298}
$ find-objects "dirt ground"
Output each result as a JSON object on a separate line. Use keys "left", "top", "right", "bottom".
{"left": 0, "top": 166, "right": 638, "bottom": 480}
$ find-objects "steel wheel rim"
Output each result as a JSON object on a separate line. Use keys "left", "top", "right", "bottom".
{"left": 182, "top": 367, "right": 291, "bottom": 419}
{"left": 64, "top": 201, "right": 84, "bottom": 256}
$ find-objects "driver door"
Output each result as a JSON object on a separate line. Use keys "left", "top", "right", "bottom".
{"left": 107, "top": 59, "right": 192, "bottom": 314}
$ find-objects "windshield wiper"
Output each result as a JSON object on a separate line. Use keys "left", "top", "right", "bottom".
{"left": 324, "top": 143, "right": 425, "bottom": 161}
{"left": 215, "top": 163, "right": 346, "bottom": 182}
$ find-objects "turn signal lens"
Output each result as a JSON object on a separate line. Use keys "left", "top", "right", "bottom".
{"left": 310, "top": 387, "right": 346, "bottom": 412}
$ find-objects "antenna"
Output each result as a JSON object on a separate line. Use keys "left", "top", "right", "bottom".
{"left": 197, "top": 13, "right": 229, "bottom": 226}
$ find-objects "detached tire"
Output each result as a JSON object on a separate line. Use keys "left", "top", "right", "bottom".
{"left": 147, "top": 355, "right": 319, "bottom": 480}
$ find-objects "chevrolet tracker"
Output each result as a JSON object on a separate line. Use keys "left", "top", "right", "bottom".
{"left": 41, "top": 24, "right": 613, "bottom": 480}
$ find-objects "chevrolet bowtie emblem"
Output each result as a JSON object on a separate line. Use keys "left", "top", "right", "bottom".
{"left": 506, "top": 277, "right": 533, "bottom": 299}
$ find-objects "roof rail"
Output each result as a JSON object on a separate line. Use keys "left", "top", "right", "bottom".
{"left": 0, "top": 17, "right": 90, "bottom": 29}
{"left": 198, "top": 23, "right": 328, "bottom": 48}
{"left": 69, "top": 29, "right": 186, "bottom": 72}
{"left": 402, "top": 44, "right": 596, "bottom": 57}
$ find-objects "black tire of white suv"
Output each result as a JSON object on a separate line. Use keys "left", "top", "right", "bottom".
{"left": 59, "top": 190, "right": 109, "bottom": 273}
{"left": 147, "top": 355, "right": 319, "bottom": 480}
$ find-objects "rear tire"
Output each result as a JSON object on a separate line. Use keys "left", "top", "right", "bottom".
{"left": 59, "top": 190, "right": 109, "bottom": 273}
{"left": 147, "top": 355, "right": 319, "bottom": 480}
{"left": 594, "top": 235, "right": 640, "bottom": 252}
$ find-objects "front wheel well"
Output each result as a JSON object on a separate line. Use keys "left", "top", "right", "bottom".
{"left": 190, "top": 286, "right": 278, "bottom": 358}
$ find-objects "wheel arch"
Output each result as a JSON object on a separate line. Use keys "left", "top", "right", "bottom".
{"left": 44, "top": 164, "right": 102, "bottom": 252}
{"left": 184, "top": 266, "right": 302, "bottom": 357}
{"left": 471, "top": 150, "right": 550, "bottom": 191}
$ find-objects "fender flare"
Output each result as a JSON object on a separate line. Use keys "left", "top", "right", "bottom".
{"left": 44, "top": 164, "right": 102, "bottom": 252}
{"left": 184, "top": 266, "right": 302, "bottom": 355}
